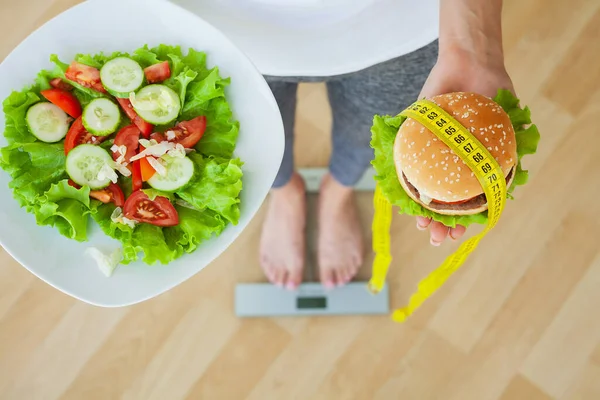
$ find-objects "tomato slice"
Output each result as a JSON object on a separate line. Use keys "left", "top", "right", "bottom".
{"left": 139, "top": 157, "right": 156, "bottom": 181}
{"left": 65, "top": 61, "right": 107, "bottom": 93}
{"left": 89, "top": 183, "right": 125, "bottom": 207}
{"left": 112, "top": 125, "right": 140, "bottom": 163}
{"left": 149, "top": 132, "right": 166, "bottom": 143}
{"left": 115, "top": 98, "right": 154, "bottom": 138}
{"left": 64, "top": 117, "right": 109, "bottom": 155}
{"left": 68, "top": 179, "right": 81, "bottom": 189}
{"left": 50, "top": 78, "right": 73, "bottom": 91}
{"left": 123, "top": 190, "right": 179, "bottom": 227}
{"left": 41, "top": 88, "right": 82, "bottom": 118}
{"left": 166, "top": 116, "right": 207, "bottom": 148}
{"left": 144, "top": 61, "right": 171, "bottom": 84}
{"left": 131, "top": 160, "right": 143, "bottom": 192}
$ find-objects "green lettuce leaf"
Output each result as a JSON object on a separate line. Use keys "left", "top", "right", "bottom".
{"left": 164, "top": 206, "right": 227, "bottom": 254}
{"left": 370, "top": 89, "right": 540, "bottom": 228}
{"left": 176, "top": 153, "right": 243, "bottom": 225}
{"left": 0, "top": 142, "right": 67, "bottom": 207}
{"left": 34, "top": 180, "right": 92, "bottom": 242}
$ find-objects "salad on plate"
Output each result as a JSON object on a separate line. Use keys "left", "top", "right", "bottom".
{"left": 0, "top": 44, "right": 243, "bottom": 276}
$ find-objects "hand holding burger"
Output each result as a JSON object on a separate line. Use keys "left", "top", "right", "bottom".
{"left": 414, "top": 0, "right": 515, "bottom": 245}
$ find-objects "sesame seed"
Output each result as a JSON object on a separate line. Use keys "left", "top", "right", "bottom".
{"left": 430, "top": 175, "right": 433, "bottom": 179}
{"left": 437, "top": 180, "right": 441, "bottom": 184}
{"left": 457, "top": 174, "right": 461, "bottom": 178}
{"left": 456, "top": 179, "right": 460, "bottom": 182}
{"left": 502, "top": 150, "right": 505, "bottom": 154}
{"left": 426, "top": 141, "right": 431, "bottom": 147}
{"left": 458, "top": 167, "right": 461, "bottom": 171}
{"left": 423, "top": 160, "right": 427, "bottom": 164}
{"left": 485, "top": 137, "right": 489, "bottom": 142}
{"left": 450, "top": 172, "right": 455, "bottom": 176}
{"left": 495, "top": 146, "right": 498, "bottom": 151}
{"left": 432, "top": 154, "right": 435, "bottom": 159}
{"left": 487, "top": 146, "right": 492, "bottom": 151}
{"left": 465, "top": 190, "right": 469, "bottom": 193}
{"left": 445, "top": 177, "right": 448, "bottom": 182}
{"left": 411, "top": 142, "right": 415, "bottom": 146}
{"left": 449, "top": 180, "right": 454, "bottom": 184}
{"left": 508, "top": 141, "right": 512, "bottom": 144}
{"left": 435, "top": 163, "right": 439, "bottom": 167}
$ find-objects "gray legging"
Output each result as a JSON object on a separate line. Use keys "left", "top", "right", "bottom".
{"left": 265, "top": 40, "right": 439, "bottom": 188}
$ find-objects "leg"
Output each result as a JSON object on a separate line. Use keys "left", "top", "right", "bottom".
{"left": 318, "top": 41, "right": 439, "bottom": 288}
{"left": 260, "top": 79, "right": 306, "bottom": 290}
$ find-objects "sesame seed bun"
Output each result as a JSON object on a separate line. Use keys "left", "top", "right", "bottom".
{"left": 393, "top": 92, "right": 518, "bottom": 215}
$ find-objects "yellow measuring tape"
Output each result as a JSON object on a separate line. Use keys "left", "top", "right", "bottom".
{"left": 369, "top": 99, "right": 507, "bottom": 322}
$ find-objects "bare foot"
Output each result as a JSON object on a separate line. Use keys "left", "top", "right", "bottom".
{"left": 318, "top": 174, "right": 364, "bottom": 289}
{"left": 259, "top": 173, "right": 306, "bottom": 290}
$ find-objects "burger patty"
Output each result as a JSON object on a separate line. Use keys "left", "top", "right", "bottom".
{"left": 402, "top": 167, "right": 515, "bottom": 212}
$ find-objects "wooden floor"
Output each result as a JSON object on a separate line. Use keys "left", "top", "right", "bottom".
{"left": 1, "top": 0, "right": 600, "bottom": 399}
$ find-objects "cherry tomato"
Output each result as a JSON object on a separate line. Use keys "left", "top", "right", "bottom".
{"left": 144, "top": 61, "right": 171, "bottom": 83}
{"left": 65, "top": 61, "right": 106, "bottom": 93}
{"left": 64, "top": 117, "right": 109, "bottom": 155}
{"left": 41, "top": 88, "right": 82, "bottom": 118}
{"left": 89, "top": 183, "right": 125, "bottom": 207}
{"left": 123, "top": 190, "right": 179, "bottom": 227}
{"left": 50, "top": 78, "right": 73, "bottom": 91}
{"left": 131, "top": 160, "right": 143, "bottom": 192}
{"left": 166, "top": 116, "right": 207, "bottom": 148}
{"left": 112, "top": 125, "right": 140, "bottom": 163}
{"left": 116, "top": 98, "right": 154, "bottom": 138}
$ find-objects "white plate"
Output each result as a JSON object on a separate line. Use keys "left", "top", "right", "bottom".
{"left": 171, "top": 0, "right": 439, "bottom": 77}
{"left": 0, "top": 0, "right": 284, "bottom": 307}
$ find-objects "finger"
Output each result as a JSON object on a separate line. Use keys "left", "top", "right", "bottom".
{"left": 429, "top": 221, "right": 450, "bottom": 246}
{"left": 273, "top": 269, "right": 286, "bottom": 288}
{"left": 449, "top": 225, "right": 466, "bottom": 240}
{"left": 416, "top": 216, "right": 432, "bottom": 231}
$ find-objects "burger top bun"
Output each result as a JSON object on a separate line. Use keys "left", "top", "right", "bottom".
{"left": 393, "top": 92, "right": 517, "bottom": 212}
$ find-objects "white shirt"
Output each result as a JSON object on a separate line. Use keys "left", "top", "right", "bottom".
{"left": 171, "top": 0, "right": 439, "bottom": 77}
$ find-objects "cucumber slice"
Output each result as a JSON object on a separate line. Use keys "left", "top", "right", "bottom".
{"left": 130, "top": 84, "right": 180, "bottom": 125}
{"left": 147, "top": 155, "right": 195, "bottom": 192}
{"left": 100, "top": 57, "right": 144, "bottom": 98}
{"left": 66, "top": 144, "right": 114, "bottom": 190}
{"left": 82, "top": 98, "right": 121, "bottom": 136}
{"left": 26, "top": 102, "right": 70, "bottom": 143}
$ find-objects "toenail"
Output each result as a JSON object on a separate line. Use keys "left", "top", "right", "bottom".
{"left": 324, "top": 281, "right": 335, "bottom": 289}
{"left": 286, "top": 282, "right": 298, "bottom": 291}
{"left": 416, "top": 222, "right": 427, "bottom": 231}
{"left": 430, "top": 238, "right": 442, "bottom": 247}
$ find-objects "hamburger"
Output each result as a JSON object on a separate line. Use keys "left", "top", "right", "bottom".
{"left": 392, "top": 92, "right": 517, "bottom": 216}
{"left": 370, "top": 89, "right": 540, "bottom": 227}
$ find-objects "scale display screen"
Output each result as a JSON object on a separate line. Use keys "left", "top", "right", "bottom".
{"left": 297, "top": 296, "right": 327, "bottom": 309}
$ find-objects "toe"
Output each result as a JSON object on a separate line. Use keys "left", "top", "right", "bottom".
{"left": 286, "top": 268, "right": 302, "bottom": 291}
{"left": 334, "top": 270, "right": 345, "bottom": 287}
{"left": 320, "top": 268, "right": 335, "bottom": 289}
